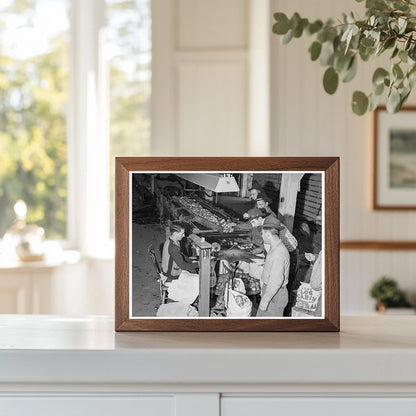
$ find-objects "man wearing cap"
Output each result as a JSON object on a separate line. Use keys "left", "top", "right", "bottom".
{"left": 242, "top": 187, "right": 262, "bottom": 219}
{"left": 246, "top": 208, "right": 266, "bottom": 254}
{"left": 237, "top": 208, "right": 266, "bottom": 280}
{"left": 256, "top": 216, "right": 290, "bottom": 316}
{"left": 255, "top": 196, "right": 277, "bottom": 218}
{"left": 251, "top": 206, "right": 298, "bottom": 254}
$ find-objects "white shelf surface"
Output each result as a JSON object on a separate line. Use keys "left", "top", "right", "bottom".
{"left": 0, "top": 315, "right": 415, "bottom": 388}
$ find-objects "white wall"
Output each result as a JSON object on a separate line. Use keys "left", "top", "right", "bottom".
{"left": 152, "top": 0, "right": 251, "bottom": 156}
{"left": 270, "top": 0, "right": 416, "bottom": 240}
{"left": 150, "top": 0, "right": 416, "bottom": 315}
{"left": 270, "top": 0, "right": 416, "bottom": 313}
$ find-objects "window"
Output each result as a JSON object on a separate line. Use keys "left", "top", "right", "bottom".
{"left": 0, "top": 0, "right": 151, "bottom": 252}
{"left": 0, "top": 0, "right": 70, "bottom": 239}
{"left": 106, "top": 0, "right": 151, "bottom": 237}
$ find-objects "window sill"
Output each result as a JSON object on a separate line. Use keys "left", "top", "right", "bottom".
{"left": 0, "top": 249, "right": 81, "bottom": 271}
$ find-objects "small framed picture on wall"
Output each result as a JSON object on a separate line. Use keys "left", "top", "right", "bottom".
{"left": 374, "top": 106, "right": 416, "bottom": 209}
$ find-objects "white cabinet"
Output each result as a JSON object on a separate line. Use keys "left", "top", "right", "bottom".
{"left": 221, "top": 398, "right": 416, "bottom": 416}
{"left": 0, "top": 316, "right": 416, "bottom": 416}
{"left": 1, "top": 397, "right": 175, "bottom": 416}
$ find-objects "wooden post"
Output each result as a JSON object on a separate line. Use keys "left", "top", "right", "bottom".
{"left": 247, "top": 173, "right": 253, "bottom": 192}
{"left": 150, "top": 174, "right": 155, "bottom": 194}
{"left": 240, "top": 173, "right": 249, "bottom": 198}
{"left": 278, "top": 173, "right": 304, "bottom": 232}
{"left": 188, "top": 234, "right": 212, "bottom": 317}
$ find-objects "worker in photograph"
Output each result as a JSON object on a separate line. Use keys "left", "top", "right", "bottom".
{"left": 242, "top": 187, "right": 263, "bottom": 219}
{"left": 247, "top": 208, "right": 267, "bottom": 254}
{"left": 237, "top": 208, "right": 267, "bottom": 281}
{"left": 250, "top": 204, "right": 298, "bottom": 254}
{"left": 307, "top": 250, "right": 322, "bottom": 316}
{"left": 249, "top": 187, "right": 262, "bottom": 202}
{"left": 255, "top": 195, "right": 276, "bottom": 217}
{"left": 161, "top": 222, "right": 198, "bottom": 281}
{"left": 256, "top": 216, "right": 290, "bottom": 317}
{"left": 291, "top": 221, "right": 315, "bottom": 290}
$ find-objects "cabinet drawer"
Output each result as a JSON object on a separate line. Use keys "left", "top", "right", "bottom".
{"left": 0, "top": 396, "right": 175, "bottom": 416}
{"left": 221, "top": 397, "right": 416, "bottom": 416}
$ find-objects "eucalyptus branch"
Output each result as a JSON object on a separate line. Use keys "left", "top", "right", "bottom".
{"left": 272, "top": 0, "right": 416, "bottom": 115}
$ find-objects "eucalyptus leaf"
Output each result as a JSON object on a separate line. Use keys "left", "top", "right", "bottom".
{"left": 273, "top": 13, "right": 290, "bottom": 35}
{"left": 317, "top": 29, "right": 328, "bottom": 43}
{"left": 408, "top": 63, "right": 416, "bottom": 77}
{"left": 307, "top": 20, "right": 323, "bottom": 35}
{"left": 390, "top": 21, "right": 399, "bottom": 34}
{"left": 360, "top": 37, "right": 375, "bottom": 48}
{"left": 393, "top": 0, "right": 410, "bottom": 12}
{"left": 320, "top": 40, "right": 335, "bottom": 66}
{"left": 375, "top": 43, "right": 385, "bottom": 56}
{"left": 398, "top": 17, "right": 407, "bottom": 34}
{"left": 407, "top": 64, "right": 416, "bottom": 88}
{"left": 409, "top": 71, "right": 416, "bottom": 88}
{"left": 383, "top": 37, "right": 396, "bottom": 49}
{"left": 366, "top": 0, "right": 388, "bottom": 10}
{"left": 290, "top": 12, "right": 301, "bottom": 30}
{"left": 350, "top": 32, "right": 361, "bottom": 49}
{"left": 391, "top": 47, "right": 399, "bottom": 59}
{"left": 399, "top": 50, "right": 408, "bottom": 63}
{"left": 282, "top": 29, "right": 294, "bottom": 44}
{"left": 333, "top": 35, "right": 341, "bottom": 51}
{"left": 359, "top": 44, "right": 375, "bottom": 61}
{"left": 409, "top": 45, "right": 416, "bottom": 60}
{"left": 374, "top": 82, "right": 385, "bottom": 96}
{"left": 309, "top": 41, "right": 322, "bottom": 61}
{"left": 341, "top": 26, "right": 352, "bottom": 43}
{"left": 347, "top": 13, "right": 356, "bottom": 24}
{"left": 369, "top": 30, "right": 380, "bottom": 44}
{"left": 369, "top": 92, "right": 383, "bottom": 111}
{"left": 293, "top": 18, "right": 308, "bottom": 38}
{"left": 401, "top": 88, "right": 411, "bottom": 104}
{"left": 323, "top": 67, "right": 339, "bottom": 94}
{"left": 377, "top": 13, "right": 389, "bottom": 25}
{"left": 405, "top": 34, "right": 413, "bottom": 51}
{"left": 345, "top": 25, "right": 359, "bottom": 52}
{"left": 393, "top": 63, "right": 404, "bottom": 79}
{"left": 352, "top": 91, "right": 369, "bottom": 115}
{"left": 386, "top": 87, "right": 401, "bottom": 112}
{"left": 372, "top": 68, "right": 389, "bottom": 85}
{"left": 325, "top": 27, "right": 338, "bottom": 42}
{"left": 342, "top": 56, "right": 357, "bottom": 82}
{"left": 334, "top": 52, "right": 351, "bottom": 72}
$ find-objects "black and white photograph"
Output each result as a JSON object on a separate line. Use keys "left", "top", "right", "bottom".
{"left": 130, "top": 172, "right": 324, "bottom": 319}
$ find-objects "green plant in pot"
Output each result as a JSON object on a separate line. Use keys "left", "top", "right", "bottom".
{"left": 272, "top": 0, "right": 416, "bottom": 115}
{"left": 369, "top": 276, "right": 411, "bottom": 311}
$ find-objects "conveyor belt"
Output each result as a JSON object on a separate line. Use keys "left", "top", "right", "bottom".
{"left": 195, "top": 230, "right": 250, "bottom": 238}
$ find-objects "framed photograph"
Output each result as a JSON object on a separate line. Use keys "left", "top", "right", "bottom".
{"left": 115, "top": 157, "right": 339, "bottom": 331}
{"left": 373, "top": 106, "right": 416, "bottom": 210}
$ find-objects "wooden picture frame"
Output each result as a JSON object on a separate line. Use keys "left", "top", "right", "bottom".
{"left": 115, "top": 157, "right": 339, "bottom": 332}
{"left": 373, "top": 106, "right": 416, "bottom": 210}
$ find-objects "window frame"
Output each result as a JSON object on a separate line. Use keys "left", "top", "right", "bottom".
{"left": 0, "top": 0, "right": 152, "bottom": 258}
{"left": 67, "top": 0, "right": 111, "bottom": 257}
